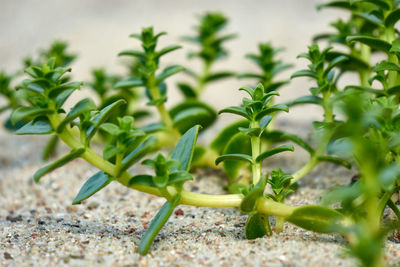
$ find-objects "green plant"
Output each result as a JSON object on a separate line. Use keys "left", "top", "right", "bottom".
{"left": 4, "top": 2, "right": 400, "bottom": 266}
{"left": 178, "top": 12, "right": 236, "bottom": 98}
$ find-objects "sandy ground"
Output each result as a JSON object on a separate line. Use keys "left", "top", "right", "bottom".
{"left": 0, "top": 117, "right": 399, "bottom": 267}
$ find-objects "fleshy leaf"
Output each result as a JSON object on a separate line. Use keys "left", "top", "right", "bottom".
{"left": 72, "top": 171, "right": 112, "bottom": 204}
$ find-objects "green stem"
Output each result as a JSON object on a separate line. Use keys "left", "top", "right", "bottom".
{"left": 250, "top": 121, "right": 262, "bottom": 184}
{"left": 48, "top": 113, "right": 295, "bottom": 217}
{"left": 197, "top": 62, "right": 211, "bottom": 96}
{"left": 388, "top": 199, "right": 400, "bottom": 220}
{"left": 291, "top": 156, "right": 318, "bottom": 184}
{"left": 147, "top": 75, "right": 181, "bottom": 140}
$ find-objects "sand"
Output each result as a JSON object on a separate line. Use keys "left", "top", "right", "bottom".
{"left": 1, "top": 118, "right": 399, "bottom": 267}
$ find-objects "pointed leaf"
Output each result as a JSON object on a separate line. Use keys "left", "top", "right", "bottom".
{"left": 346, "top": 35, "right": 391, "bottom": 53}
{"left": 129, "top": 174, "right": 155, "bottom": 188}
{"left": 177, "top": 82, "right": 197, "bottom": 98}
{"left": 285, "top": 205, "right": 344, "bottom": 233}
{"left": 290, "top": 70, "right": 317, "bottom": 79}
{"left": 317, "top": 156, "right": 351, "bottom": 169}
{"left": 118, "top": 49, "right": 145, "bottom": 58}
{"left": 245, "top": 212, "right": 269, "bottom": 239}
{"left": 156, "top": 45, "right": 182, "bottom": 58}
{"left": 240, "top": 176, "right": 267, "bottom": 213}
{"left": 11, "top": 107, "right": 53, "bottom": 125}
{"left": 218, "top": 106, "right": 250, "bottom": 119}
{"left": 373, "top": 61, "right": 400, "bottom": 72}
{"left": 138, "top": 194, "right": 180, "bottom": 255}
{"left": 72, "top": 171, "right": 112, "bottom": 204}
{"left": 168, "top": 171, "right": 193, "bottom": 185}
{"left": 57, "top": 98, "right": 96, "bottom": 132}
{"left": 170, "top": 101, "right": 216, "bottom": 133}
{"left": 255, "top": 104, "right": 288, "bottom": 120}
{"left": 223, "top": 132, "right": 252, "bottom": 180}
{"left": 34, "top": 148, "right": 85, "bottom": 183}
{"left": 42, "top": 135, "right": 59, "bottom": 160}
{"left": 170, "top": 125, "right": 200, "bottom": 172}
{"left": 215, "top": 153, "right": 253, "bottom": 165}
{"left": 156, "top": 65, "right": 184, "bottom": 83}
{"left": 286, "top": 95, "right": 323, "bottom": 107}
{"left": 114, "top": 78, "right": 143, "bottom": 89}
{"left": 256, "top": 144, "right": 294, "bottom": 163}
{"left": 205, "top": 71, "right": 234, "bottom": 83}
{"left": 210, "top": 120, "right": 249, "bottom": 153}
{"left": 16, "top": 120, "right": 53, "bottom": 135}
{"left": 119, "top": 136, "right": 158, "bottom": 175}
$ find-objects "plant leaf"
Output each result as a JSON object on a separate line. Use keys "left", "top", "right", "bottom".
{"left": 57, "top": 98, "right": 96, "bottom": 132}
{"left": 218, "top": 106, "right": 250, "bottom": 120}
{"left": 290, "top": 70, "right": 317, "bottom": 79}
{"left": 223, "top": 132, "right": 252, "bottom": 180}
{"left": 240, "top": 176, "right": 267, "bottom": 213}
{"left": 156, "top": 65, "right": 185, "bottom": 83}
{"left": 156, "top": 45, "right": 182, "bottom": 58}
{"left": 205, "top": 71, "right": 234, "bottom": 82}
{"left": 114, "top": 78, "right": 143, "bottom": 89}
{"left": 245, "top": 212, "right": 269, "bottom": 239}
{"left": 72, "top": 171, "right": 112, "bottom": 204}
{"left": 384, "top": 9, "right": 400, "bottom": 28}
{"left": 255, "top": 104, "right": 288, "bottom": 120}
{"left": 346, "top": 35, "right": 391, "bottom": 53}
{"left": 138, "top": 194, "right": 181, "bottom": 255}
{"left": 317, "top": 156, "right": 351, "bottom": 169}
{"left": 286, "top": 95, "right": 323, "bottom": 107}
{"left": 210, "top": 120, "right": 249, "bottom": 153}
{"left": 16, "top": 120, "right": 53, "bottom": 135}
{"left": 11, "top": 107, "right": 53, "bottom": 125}
{"left": 170, "top": 125, "right": 200, "bottom": 172}
{"left": 285, "top": 205, "right": 344, "bottom": 233}
{"left": 215, "top": 153, "right": 253, "bottom": 165}
{"left": 34, "top": 148, "right": 85, "bottom": 183}
{"left": 177, "top": 82, "right": 197, "bottom": 98}
{"left": 119, "top": 136, "right": 158, "bottom": 175}
{"left": 256, "top": 144, "right": 294, "bottom": 163}
{"left": 118, "top": 49, "right": 145, "bottom": 58}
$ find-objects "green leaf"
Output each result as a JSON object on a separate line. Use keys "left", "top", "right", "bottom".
{"left": 285, "top": 205, "right": 344, "bottom": 233}
{"left": 170, "top": 101, "right": 217, "bottom": 133}
{"left": 119, "top": 136, "right": 158, "bottom": 175}
{"left": 316, "top": 1, "right": 352, "bottom": 10}
{"left": 378, "top": 163, "right": 400, "bottom": 191}
{"left": 210, "top": 120, "right": 249, "bottom": 153}
{"left": 129, "top": 175, "right": 155, "bottom": 188}
{"left": 138, "top": 194, "right": 181, "bottom": 255}
{"left": 286, "top": 95, "right": 323, "bottom": 107}
{"left": 259, "top": 115, "right": 273, "bottom": 131}
{"left": 215, "top": 153, "right": 253, "bottom": 165}
{"left": 355, "top": 12, "right": 383, "bottom": 27}
{"left": 42, "top": 135, "right": 59, "bottom": 160}
{"left": 218, "top": 106, "right": 250, "bottom": 120}
{"left": 141, "top": 122, "right": 165, "bottom": 133}
{"left": 156, "top": 45, "right": 182, "bottom": 58}
{"left": 170, "top": 125, "right": 200, "bottom": 172}
{"left": 114, "top": 78, "right": 143, "bottom": 89}
{"left": 34, "top": 148, "right": 85, "bottom": 183}
{"left": 168, "top": 171, "right": 193, "bottom": 184}
{"left": 86, "top": 99, "right": 126, "bottom": 141}
{"left": 264, "top": 131, "right": 315, "bottom": 155}
{"left": 323, "top": 55, "right": 348, "bottom": 76}
{"left": 373, "top": 61, "right": 400, "bottom": 72}
{"left": 255, "top": 104, "right": 288, "bottom": 120}
{"left": 240, "top": 176, "right": 267, "bottom": 213}
{"left": 326, "top": 51, "right": 370, "bottom": 71}
{"left": 238, "top": 127, "right": 261, "bottom": 136}
{"left": 16, "top": 120, "right": 53, "bottom": 135}
{"left": 346, "top": 35, "right": 391, "bottom": 53}
{"left": 317, "top": 156, "right": 351, "bottom": 169}
{"left": 245, "top": 212, "right": 270, "bottom": 239}
{"left": 290, "top": 70, "right": 317, "bottom": 79}
{"left": 222, "top": 132, "right": 252, "bottom": 180}
{"left": 205, "top": 71, "right": 234, "bottom": 82}
{"left": 11, "top": 107, "right": 53, "bottom": 125}
{"left": 57, "top": 98, "right": 96, "bottom": 132}
{"left": 156, "top": 65, "right": 185, "bottom": 83}
{"left": 384, "top": 9, "right": 400, "bottom": 28}
{"left": 177, "top": 82, "right": 197, "bottom": 98}
{"left": 99, "top": 123, "right": 120, "bottom": 136}
{"left": 118, "top": 49, "right": 145, "bottom": 58}
{"left": 256, "top": 145, "right": 294, "bottom": 163}
{"left": 72, "top": 171, "right": 112, "bottom": 204}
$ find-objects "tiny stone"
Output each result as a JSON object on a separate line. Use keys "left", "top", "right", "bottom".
{"left": 174, "top": 209, "right": 184, "bottom": 216}
{"left": 4, "top": 252, "right": 13, "bottom": 260}
{"left": 87, "top": 202, "right": 99, "bottom": 210}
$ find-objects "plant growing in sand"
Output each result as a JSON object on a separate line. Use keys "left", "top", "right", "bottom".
{"left": 3, "top": 1, "right": 400, "bottom": 266}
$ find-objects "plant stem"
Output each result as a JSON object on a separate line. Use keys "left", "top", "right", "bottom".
{"left": 48, "top": 113, "right": 295, "bottom": 217}
{"left": 197, "top": 62, "right": 211, "bottom": 96}
{"left": 250, "top": 120, "right": 262, "bottom": 184}
{"left": 291, "top": 156, "right": 318, "bottom": 184}
{"left": 147, "top": 75, "right": 181, "bottom": 140}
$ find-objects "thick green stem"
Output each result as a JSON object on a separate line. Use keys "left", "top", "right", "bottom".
{"left": 48, "top": 113, "right": 295, "bottom": 218}
{"left": 291, "top": 156, "right": 318, "bottom": 184}
{"left": 197, "top": 62, "right": 211, "bottom": 96}
{"left": 250, "top": 121, "right": 262, "bottom": 184}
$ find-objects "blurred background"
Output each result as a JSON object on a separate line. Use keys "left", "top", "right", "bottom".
{"left": 0, "top": 0, "right": 348, "bottom": 129}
